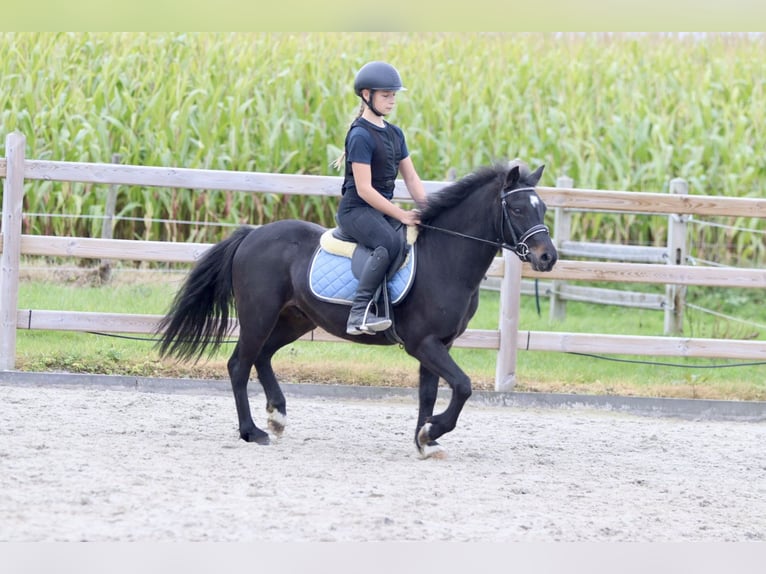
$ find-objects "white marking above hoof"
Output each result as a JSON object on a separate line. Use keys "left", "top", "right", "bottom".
{"left": 267, "top": 411, "right": 287, "bottom": 436}
{"left": 418, "top": 423, "right": 432, "bottom": 444}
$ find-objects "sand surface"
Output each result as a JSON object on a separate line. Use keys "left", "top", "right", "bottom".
{"left": 1, "top": 382, "right": 764, "bottom": 542}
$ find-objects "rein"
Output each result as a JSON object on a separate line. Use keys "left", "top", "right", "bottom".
{"left": 417, "top": 186, "right": 550, "bottom": 261}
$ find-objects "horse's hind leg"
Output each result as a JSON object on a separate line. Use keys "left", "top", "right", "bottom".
{"left": 228, "top": 341, "right": 270, "bottom": 444}
{"left": 254, "top": 308, "right": 317, "bottom": 437}
{"left": 256, "top": 357, "right": 287, "bottom": 437}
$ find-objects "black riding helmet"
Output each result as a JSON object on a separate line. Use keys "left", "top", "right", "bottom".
{"left": 353, "top": 61, "right": 406, "bottom": 116}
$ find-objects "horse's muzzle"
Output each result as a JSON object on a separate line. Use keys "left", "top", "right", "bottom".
{"left": 527, "top": 241, "right": 558, "bottom": 272}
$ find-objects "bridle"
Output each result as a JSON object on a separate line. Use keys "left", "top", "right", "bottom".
{"left": 417, "top": 186, "right": 550, "bottom": 261}
{"left": 499, "top": 186, "right": 550, "bottom": 259}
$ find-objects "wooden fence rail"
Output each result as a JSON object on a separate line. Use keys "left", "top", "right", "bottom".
{"left": 2, "top": 131, "right": 766, "bottom": 389}
{"left": 548, "top": 175, "right": 688, "bottom": 333}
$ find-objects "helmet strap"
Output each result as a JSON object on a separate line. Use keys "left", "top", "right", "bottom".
{"left": 363, "top": 89, "right": 385, "bottom": 117}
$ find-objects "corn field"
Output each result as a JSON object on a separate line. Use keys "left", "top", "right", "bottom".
{"left": 1, "top": 32, "right": 764, "bottom": 265}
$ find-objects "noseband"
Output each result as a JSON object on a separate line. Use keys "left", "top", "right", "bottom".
{"left": 418, "top": 186, "right": 550, "bottom": 261}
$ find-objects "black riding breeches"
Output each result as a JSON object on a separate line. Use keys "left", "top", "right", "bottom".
{"left": 335, "top": 204, "right": 403, "bottom": 265}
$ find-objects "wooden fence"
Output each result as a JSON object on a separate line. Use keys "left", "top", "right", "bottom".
{"left": 507, "top": 175, "right": 689, "bottom": 334}
{"left": 547, "top": 175, "right": 689, "bottom": 334}
{"left": 2, "top": 131, "right": 766, "bottom": 391}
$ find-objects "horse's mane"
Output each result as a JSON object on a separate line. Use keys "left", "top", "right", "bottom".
{"left": 419, "top": 164, "right": 505, "bottom": 224}
{"left": 419, "top": 160, "right": 541, "bottom": 223}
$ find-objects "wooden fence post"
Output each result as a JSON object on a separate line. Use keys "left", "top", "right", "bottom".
{"left": 495, "top": 250, "right": 522, "bottom": 392}
{"left": 0, "top": 132, "right": 26, "bottom": 370}
{"left": 664, "top": 177, "right": 688, "bottom": 335}
{"left": 98, "top": 153, "right": 122, "bottom": 283}
{"left": 549, "top": 175, "right": 573, "bottom": 321}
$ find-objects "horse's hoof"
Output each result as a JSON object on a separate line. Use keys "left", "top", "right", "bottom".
{"left": 419, "top": 442, "right": 447, "bottom": 460}
{"left": 240, "top": 430, "right": 271, "bottom": 445}
{"left": 268, "top": 411, "right": 286, "bottom": 436}
{"left": 417, "top": 423, "right": 448, "bottom": 459}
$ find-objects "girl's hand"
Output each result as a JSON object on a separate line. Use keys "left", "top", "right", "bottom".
{"left": 399, "top": 209, "right": 421, "bottom": 226}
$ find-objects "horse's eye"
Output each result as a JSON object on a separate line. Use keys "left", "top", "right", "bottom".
{"left": 512, "top": 207, "right": 522, "bottom": 216}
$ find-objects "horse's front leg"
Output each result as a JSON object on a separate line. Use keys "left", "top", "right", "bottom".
{"left": 410, "top": 336, "right": 472, "bottom": 458}
{"left": 414, "top": 364, "right": 447, "bottom": 459}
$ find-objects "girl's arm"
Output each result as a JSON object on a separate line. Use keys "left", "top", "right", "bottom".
{"left": 398, "top": 156, "right": 428, "bottom": 209}
{"left": 352, "top": 162, "right": 420, "bottom": 225}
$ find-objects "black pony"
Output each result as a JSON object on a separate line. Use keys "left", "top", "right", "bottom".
{"left": 156, "top": 161, "right": 557, "bottom": 458}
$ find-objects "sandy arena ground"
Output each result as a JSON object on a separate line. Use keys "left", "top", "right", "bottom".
{"left": 1, "top": 382, "right": 764, "bottom": 542}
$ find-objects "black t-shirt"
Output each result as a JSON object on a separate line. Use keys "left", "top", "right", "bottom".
{"left": 340, "top": 117, "right": 409, "bottom": 208}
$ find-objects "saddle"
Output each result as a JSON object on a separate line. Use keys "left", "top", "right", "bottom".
{"left": 308, "top": 225, "right": 418, "bottom": 338}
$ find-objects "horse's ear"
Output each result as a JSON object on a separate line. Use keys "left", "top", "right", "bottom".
{"left": 504, "top": 165, "right": 521, "bottom": 189}
{"left": 529, "top": 164, "right": 545, "bottom": 186}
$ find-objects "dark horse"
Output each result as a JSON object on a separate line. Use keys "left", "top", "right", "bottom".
{"left": 156, "top": 161, "right": 557, "bottom": 458}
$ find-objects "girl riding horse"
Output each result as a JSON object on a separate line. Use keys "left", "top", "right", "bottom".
{"left": 335, "top": 61, "right": 427, "bottom": 335}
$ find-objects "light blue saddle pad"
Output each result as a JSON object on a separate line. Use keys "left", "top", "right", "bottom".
{"left": 308, "top": 245, "right": 416, "bottom": 306}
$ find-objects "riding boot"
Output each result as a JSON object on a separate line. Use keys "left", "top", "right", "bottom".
{"left": 347, "top": 246, "right": 393, "bottom": 335}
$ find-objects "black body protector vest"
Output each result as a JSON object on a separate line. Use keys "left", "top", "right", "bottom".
{"left": 341, "top": 118, "right": 402, "bottom": 200}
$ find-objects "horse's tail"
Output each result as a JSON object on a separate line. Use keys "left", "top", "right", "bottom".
{"left": 155, "top": 225, "right": 255, "bottom": 362}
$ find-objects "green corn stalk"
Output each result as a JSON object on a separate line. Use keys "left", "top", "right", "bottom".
{"left": 0, "top": 32, "right": 763, "bottom": 267}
